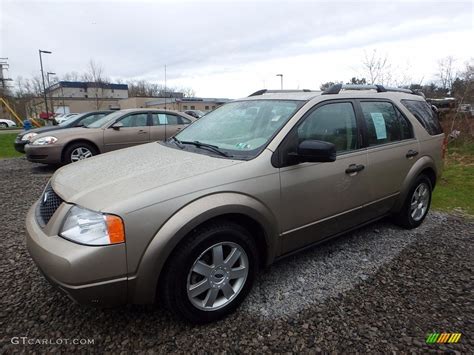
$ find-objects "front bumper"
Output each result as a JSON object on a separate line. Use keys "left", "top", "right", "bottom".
{"left": 25, "top": 144, "right": 64, "bottom": 164}
{"left": 14, "top": 139, "right": 27, "bottom": 153}
{"left": 25, "top": 201, "right": 128, "bottom": 306}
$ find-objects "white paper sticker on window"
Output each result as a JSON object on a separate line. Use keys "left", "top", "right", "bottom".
{"left": 158, "top": 114, "right": 168, "bottom": 125}
{"left": 370, "top": 113, "right": 387, "bottom": 140}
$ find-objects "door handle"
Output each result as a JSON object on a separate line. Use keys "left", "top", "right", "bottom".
{"left": 137, "top": 130, "right": 147, "bottom": 135}
{"left": 345, "top": 164, "right": 365, "bottom": 175}
{"left": 406, "top": 150, "right": 419, "bottom": 158}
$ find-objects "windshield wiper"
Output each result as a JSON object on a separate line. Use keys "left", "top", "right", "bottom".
{"left": 169, "top": 136, "right": 184, "bottom": 149}
{"left": 180, "top": 140, "right": 232, "bottom": 157}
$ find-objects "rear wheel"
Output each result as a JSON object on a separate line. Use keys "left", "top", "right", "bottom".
{"left": 160, "top": 221, "right": 258, "bottom": 323}
{"left": 393, "top": 174, "right": 432, "bottom": 229}
{"left": 64, "top": 142, "right": 98, "bottom": 164}
{"left": 0, "top": 122, "right": 8, "bottom": 128}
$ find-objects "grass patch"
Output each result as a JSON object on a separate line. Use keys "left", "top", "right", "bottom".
{"left": 0, "top": 133, "right": 23, "bottom": 159}
{"left": 432, "top": 140, "right": 474, "bottom": 216}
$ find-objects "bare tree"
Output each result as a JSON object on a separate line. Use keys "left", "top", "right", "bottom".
{"left": 437, "top": 56, "right": 456, "bottom": 92}
{"left": 362, "top": 49, "right": 391, "bottom": 85}
{"left": 181, "top": 87, "right": 196, "bottom": 98}
{"left": 82, "top": 60, "right": 109, "bottom": 109}
{"left": 62, "top": 71, "right": 80, "bottom": 81}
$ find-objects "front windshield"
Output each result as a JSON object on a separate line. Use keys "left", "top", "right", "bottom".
{"left": 86, "top": 110, "right": 123, "bottom": 128}
{"left": 175, "top": 100, "right": 302, "bottom": 158}
{"left": 59, "top": 113, "right": 86, "bottom": 127}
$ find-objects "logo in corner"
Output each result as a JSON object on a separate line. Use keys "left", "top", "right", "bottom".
{"left": 426, "top": 333, "right": 462, "bottom": 344}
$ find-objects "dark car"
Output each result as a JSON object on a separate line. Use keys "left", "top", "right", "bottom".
{"left": 14, "top": 111, "right": 112, "bottom": 153}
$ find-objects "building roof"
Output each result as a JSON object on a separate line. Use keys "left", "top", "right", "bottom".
{"left": 146, "top": 97, "right": 232, "bottom": 106}
{"left": 47, "top": 81, "right": 128, "bottom": 92}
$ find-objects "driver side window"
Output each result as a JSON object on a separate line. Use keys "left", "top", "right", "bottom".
{"left": 119, "top": 113, "right": 148, "bottom": 127}
{"left": 298, "top": 102, "right": 358, "bottom": 153}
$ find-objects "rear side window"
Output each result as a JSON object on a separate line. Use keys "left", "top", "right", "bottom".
{"left": 401, "top": 99, "right": 443, "bottom": 135}
{"left": 360, "top": 101, "right": 413, "bottom": 146}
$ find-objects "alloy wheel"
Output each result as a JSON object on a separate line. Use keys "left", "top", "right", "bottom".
{"left": 187, "top": 242, "right": 249, "bottom": 311}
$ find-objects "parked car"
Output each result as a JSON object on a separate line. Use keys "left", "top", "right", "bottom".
{"left": 0, "top": 118, "right": 17, "bottom": 128}
{"left": 14, "top": 111, "right": 113, "bottom": 153}
{"left": 25, "top": 85, "right": 444, "bottom": 323}
{"left": 25, "top": 109, "right": 195, "bottom": 164}
{"left": 184, "top": 109, "right": 205, "bottom": 118}
{"left": 55, "top": 113, "right": 79, "bottom": 124}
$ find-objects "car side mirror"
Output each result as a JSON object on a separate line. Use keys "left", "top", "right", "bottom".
{"left": 112, "top": 122, "right": 123, "bottom": 130}
{"left": 296, "top": 140, "right": 336, "bottom": 163}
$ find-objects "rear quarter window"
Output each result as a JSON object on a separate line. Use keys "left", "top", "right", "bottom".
{"left": 401, "top": 99, "right": 443, "bottom": 135}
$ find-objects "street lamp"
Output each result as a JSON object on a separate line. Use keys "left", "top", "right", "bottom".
{"left": 47, "top": 72, "right": 56, "bottom": 117}
{"left": 276, "top": 74, "right": 283, "bottom": 90}
{"left": 39, "top": 49, "right": 52, "bottom": 119}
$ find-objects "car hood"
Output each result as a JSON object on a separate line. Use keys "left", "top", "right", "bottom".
{"left": 18, "top": 125, "right": 62, "bottom": 137}
{"left": 51, "top": 142, "right": 243, "bottom": 211}
{"left": 33, "top": 126, "right": 101, "bottom": 139}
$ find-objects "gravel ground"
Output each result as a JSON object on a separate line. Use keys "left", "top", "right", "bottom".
{"left": 1, "top": 157, "right": 472, "bottom": 353}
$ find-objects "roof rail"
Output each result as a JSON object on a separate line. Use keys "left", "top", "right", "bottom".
{"left": 322, "top": 84, "right": 424, "bottom": 97}
{"left": 248, "top": 89, "right": 313, "bottom": 97}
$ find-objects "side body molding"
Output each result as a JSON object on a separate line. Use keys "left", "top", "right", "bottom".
{"left": 128, "top": 192, "right": 279, "bottom": 304}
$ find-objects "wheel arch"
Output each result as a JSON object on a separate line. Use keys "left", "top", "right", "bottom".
{"left": 128, "top": 192, "right": 279, "bottom": 304}
{"left": 61, "top": 139, "right": 101, "bottom": 163}
{"left": 392, "top": 156, "right": 438, "bottom": 213}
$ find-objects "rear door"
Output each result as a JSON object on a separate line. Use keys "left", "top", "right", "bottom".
{"left": 103, "top": 112, "right": 150, "bottom": 152}
{"left": 150, "top": 113, "right": 189, "bottom": 141}
{"left": 357, "top": 99, "right": 419, "bottom": 214}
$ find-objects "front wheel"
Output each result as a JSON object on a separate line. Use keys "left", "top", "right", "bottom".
{"left": 0, "top": 122, "right": 8, "bottom": 128}
{"left": 160, "top": 221, "right": 258, "bottom": 323}
{"left": 63, "top": 142, "right": 97, "bottom": 164}
{"left": 393, "top": 174, "right": 432, "bottom": 229}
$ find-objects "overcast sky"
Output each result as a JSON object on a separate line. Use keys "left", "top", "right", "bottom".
{"left": 1, "top": 0, "right": 473, "bottom": 98}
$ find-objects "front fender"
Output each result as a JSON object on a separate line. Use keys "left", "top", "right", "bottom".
{"left": 392, "top": 155, "right": 437, "bottom": 213}
{"left": 128, "top": 192, "right": 279, "bottom": 304}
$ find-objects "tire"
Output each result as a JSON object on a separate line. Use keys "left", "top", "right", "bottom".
{"left": 160, "top": 221, "right": 259, "bottom": 323}
{"left": 393, "top": 174, "right": 432, "bottom": 229}
{"left": 63, "top": 142, "right": 98, "bottom": 164}
{"left": 0, "top": 123, "right": 8, "bottom": 128}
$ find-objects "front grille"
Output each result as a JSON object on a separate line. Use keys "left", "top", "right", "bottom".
{"left": 37, "top": 183, "right": 63, "bottom": 226}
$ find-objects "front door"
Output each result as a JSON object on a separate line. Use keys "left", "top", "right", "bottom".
{"left": 103, "top": 112, "right": 150, "bottom": 152}
{"left": 278, "top": 101, "right": 371, "bottom": 254}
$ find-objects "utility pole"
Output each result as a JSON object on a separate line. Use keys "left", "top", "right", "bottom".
{"left": 0, "top": 58, "right": 13, "bottom": 95}
{"left": 39, "top": 49, "right": 52, "bottom": 118}
{"left": 47, "top": 72, "right": 56, "bottom": 116}
{"left": 276, "top": 74, "right": 283, "bottom": 90}
{"left": 164, "top": 64, "right": 167, "bottom": 110}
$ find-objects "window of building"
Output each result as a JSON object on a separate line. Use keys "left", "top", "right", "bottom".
{"left": 212, "top": 106, "right": 216, "bottom": 109}
{"left": 191, "top": 105, "right": 195, "bottom": 110}
{"left": 183, "top": 105, "right": 188, "bottom": 110}
{"left": 360, "top": 101, "right": 413, "bottom": 146}
{"left": 205, "top": 105, "right": 209, "bottom": 110}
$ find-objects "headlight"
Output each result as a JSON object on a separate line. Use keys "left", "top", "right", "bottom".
{"left": 21, "top": 132, "right": 38, "bottom": 141}
{"left": 60, "top": 206, "right": 125, "bottom": 246}
{"left": 31, "top": 136, "right": 58, "bottom": 145}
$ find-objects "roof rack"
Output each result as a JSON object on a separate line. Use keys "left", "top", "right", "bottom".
{"left": 248, "top": 89, "right": 313, "bottom": 97}
{"left": 322, "top": 84, "right": 423, "bottom": 96}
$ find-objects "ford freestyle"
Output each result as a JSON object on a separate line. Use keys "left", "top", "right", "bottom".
{"left": 25, "top": 85, "right": 444, "bottom": 323}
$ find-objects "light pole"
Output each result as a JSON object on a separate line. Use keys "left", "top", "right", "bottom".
{"left": 276, "top": 74, "right": 283, "bottom": 90}
{"left": 47, "top": 72, "right": 56, "bottom": 118}
{"left": 39, "top": 49, "right": 52, "bottom": 119}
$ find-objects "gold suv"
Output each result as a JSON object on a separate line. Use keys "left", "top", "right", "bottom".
{"left": 26, "top": 85, "right": 444, "bottom": 323}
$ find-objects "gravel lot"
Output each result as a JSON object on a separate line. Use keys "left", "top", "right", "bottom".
{"left": 1, "top": 157, "right": 472, "bottom": 353}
